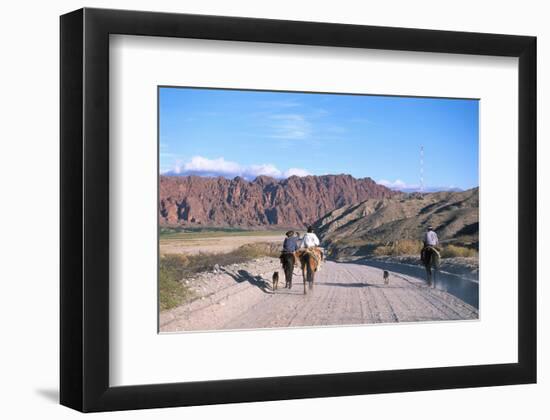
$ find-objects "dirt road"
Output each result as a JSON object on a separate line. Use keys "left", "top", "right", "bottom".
{"left": 160, "top": 258, "right": 478, "bottom": 332}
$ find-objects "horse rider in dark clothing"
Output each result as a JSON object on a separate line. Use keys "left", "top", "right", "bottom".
{"left": 280, "top": 230, "right": 300, "bottom": 266}
{"left": 282, "top": 230, "right": 300, "bottom": 253}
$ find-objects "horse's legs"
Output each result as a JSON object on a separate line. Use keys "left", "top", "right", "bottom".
{"left": 285, "top": 261, "right": 289, "bottom": 289}
{"left": 432, "top": 265, "right": 436, "bottom": 289}
{"left": 425, "top": 266, "right": 432, "bottom": 287}
{"left": 289, "top": 257, "right": 294, "bottom": 289}
{"left": 307, "top": 263, "right": 314, "bottom": 290}
{"left": 282, "top": 257, "right": 292, "bottom": 289}
{"left": 288, "top": 266, "right": 293, "bottom": 289}
{"left": 302, "top": 261, "right": 307, "bottom": 295}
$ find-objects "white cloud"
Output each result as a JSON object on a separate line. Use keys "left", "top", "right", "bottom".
{"left": 377, "top": 179, "right": 464, "bottom": 193}
{"left": 268, "top": 114, "right": 311, "bottom": 140}
{"left": 284, "top": 168, "right": 310, "bottom": 177}
{"left": 175, "top": 156, "right": 241, "bottom": 176}
{"left": 246, "top": 163, "right": 282, "bottom": 178}
{"left": 378, "top": 179, "right": 417, "bottom": 190}
{"left": 163, "top": 156, "right": 310, "bottom": 180}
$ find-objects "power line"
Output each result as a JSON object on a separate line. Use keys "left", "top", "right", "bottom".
{"left": 420, "top": 145, "right": 424, "bottom": 193}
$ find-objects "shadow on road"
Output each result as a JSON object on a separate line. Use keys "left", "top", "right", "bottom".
{"left": 315, "top": 281, "right": 408, "bottom": 289}
{"left": 316, "top": 281, "right": 371, "bottom": 288}
{"left": 223, "top": 269, "right": 272, "bottom": 294}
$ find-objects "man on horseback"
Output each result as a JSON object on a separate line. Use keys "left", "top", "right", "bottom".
{"left": 282, "top": 230, "right": 300, "bottom": 253}
{"left": 302, "top": 226, "right": 320, "bottom": 249}
{"left": 421, "top": 225, "right": 440, "bottom": 264}
{"left": 300, "top": 226, "right": 324, "bottom": 270}
{"left": 280, "top": 231, "right": 300, "bottom": 289}
{"left": 421, "top": 225, "right": 440, "bottom": 288}
{"left": 294, "top": 226, "right": 324, "bottom": 293}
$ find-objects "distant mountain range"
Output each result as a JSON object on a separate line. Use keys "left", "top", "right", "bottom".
{"left": 395, "top": 186, "right": 464, "bottom": 193}
{"left": 314, "top": 188, "right": 479, "bottom": 259}
{"left": 159, "top": 174, "right": 396, "bottom": 228}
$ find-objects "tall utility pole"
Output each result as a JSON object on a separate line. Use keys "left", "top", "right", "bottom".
{"left": 420, "top": 145, "right": 424, "bottom": 193}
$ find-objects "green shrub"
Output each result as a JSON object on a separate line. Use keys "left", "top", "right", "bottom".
{"left": 159, "top": 254, "right": 194, "bottom": 311}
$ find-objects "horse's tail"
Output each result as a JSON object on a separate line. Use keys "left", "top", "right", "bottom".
{"left": 430, "top": 248, "right": 440, "bottom": 269}
{"left": 305, "top": 254, "right": 314, "bottom": 282}
{"left": 304, "top": 252, "right": 318, "bottom": 281}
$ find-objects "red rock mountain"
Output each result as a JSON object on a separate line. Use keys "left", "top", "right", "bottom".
{"left": 159, "top": 174, "right": 396, "bottom": 229}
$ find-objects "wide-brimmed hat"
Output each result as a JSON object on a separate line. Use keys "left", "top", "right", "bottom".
{"left": 286, "top": 230, "right": 295, "bottom": 237}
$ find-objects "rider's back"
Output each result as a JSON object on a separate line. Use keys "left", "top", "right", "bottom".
{"left": 283, "top": 236, "right": 299, "bottom": 252}
{"left": 302, "top": 232, "right": 320, "bottom": 248}
{"left": 424, "top": 230, "right": 439, "bottom": 247}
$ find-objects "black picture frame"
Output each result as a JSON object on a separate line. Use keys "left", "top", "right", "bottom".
{"left": 60, "top": 7, "right": 537, "bottom": 412}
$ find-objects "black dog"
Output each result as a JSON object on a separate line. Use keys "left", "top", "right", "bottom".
{"left": 383, "top": 270, "right": 390, "bottom": 285}
{"left": 272, "top": 271, "right": 279, "bottom": 291}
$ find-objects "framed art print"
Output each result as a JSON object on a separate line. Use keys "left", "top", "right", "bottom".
{"left": 60, "top": 8, "right": 536, "bottom": 412}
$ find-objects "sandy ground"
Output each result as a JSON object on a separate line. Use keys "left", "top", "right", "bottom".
{"left": 160, "top": 257, "right": 478, "bottom": 332}
{"left": 160, "top": 234, "right": 283, "bottom": 255}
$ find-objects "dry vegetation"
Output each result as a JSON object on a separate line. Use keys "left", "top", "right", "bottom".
{"left": 373, "top": 239, "right": 423, "bottom": 256}
{"left": 159, "top": 242, "right": 280, "bottom": 311}
{"left": 440, "top": 244, "right": 478, "bottom": 258}
{"left": 372, "top": 240, "right": 478, "bottom": 259}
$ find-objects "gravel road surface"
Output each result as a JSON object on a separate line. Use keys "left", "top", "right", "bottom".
{"left": 160, "top": 258, "right": 478, "bottom": 332}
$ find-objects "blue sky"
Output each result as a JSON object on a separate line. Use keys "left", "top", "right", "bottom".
{"left": 159, "top": 87, "right": 479, "bottom": 191}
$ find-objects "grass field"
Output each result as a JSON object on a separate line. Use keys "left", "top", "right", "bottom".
{"left": 160, "top": 228, "right": 287, "bottom": 240}
{"left": 159, "top": 228, "right": 288, "bottom": 256}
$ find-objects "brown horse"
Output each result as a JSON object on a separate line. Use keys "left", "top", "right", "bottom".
{"left": 296, "top": 248, "right": 321, "bottom": 294}
{"left": 280, "top": 252, "right": 296, "bottom": 289}
{"left": 422, "top": 246, "right": 440, "bottom": 288}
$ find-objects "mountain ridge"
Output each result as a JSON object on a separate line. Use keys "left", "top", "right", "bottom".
{"left": 313, "top": 187, "right": 479, "bottom": 258}
{"left": 159, "top": 174, "right": 397, "bottom": 228}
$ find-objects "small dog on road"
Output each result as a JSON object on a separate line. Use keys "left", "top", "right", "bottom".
{"left": 383, "top": 270, "right": 390, "bottom": 285}
{"left": 272, "top": 271, "right": 279, "bottom": 291}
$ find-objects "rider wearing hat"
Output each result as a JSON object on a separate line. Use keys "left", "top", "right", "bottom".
{"left": 282, "top": 230, "right": 300, "bottom": 253}
{"left": 280, "top": 230, "right": 300, "bottom": 268}
{"left": 423, "top": 225, "right": 439, "bottom": 247}
{"left": 301, "top": 226, "right": 320, "bottom": 249}
{"left": 301, "top": 226, "right": 325, "bottom": 269}
{"left": 421, "top": 225, "right": 439, "bottom": 262}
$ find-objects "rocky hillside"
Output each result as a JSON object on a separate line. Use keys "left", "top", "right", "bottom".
{"left": 159, "top": 174, "right": 396, "bottom": 228}
{"left": 314, "top": 188, "right": 479, "bottom": 258}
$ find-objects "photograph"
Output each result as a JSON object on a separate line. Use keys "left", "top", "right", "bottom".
{"left": 158, "top": 87, "right": 480, "bottom": 333}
